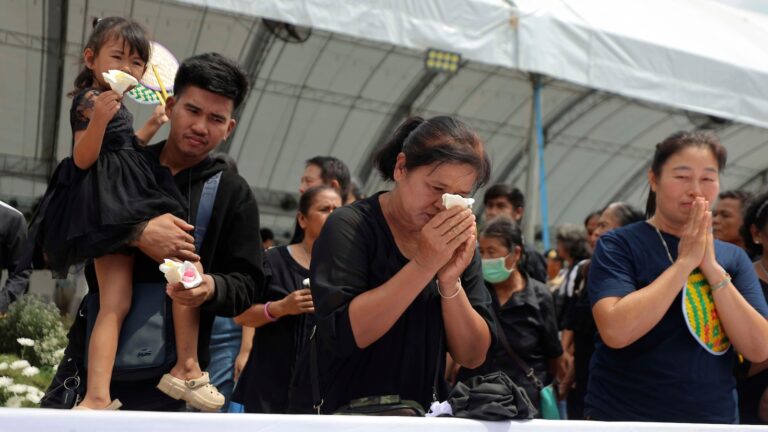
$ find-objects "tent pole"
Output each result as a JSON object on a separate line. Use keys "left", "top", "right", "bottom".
{"left": 535, "top": 77, "right": 550, "bottom": 251}
{"left": 524, "top": 75, "right": 540, "bottom": 249}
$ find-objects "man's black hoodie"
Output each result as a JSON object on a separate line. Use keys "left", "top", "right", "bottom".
{"left": 46, "top": 141, "right": 264, "bottom": 410}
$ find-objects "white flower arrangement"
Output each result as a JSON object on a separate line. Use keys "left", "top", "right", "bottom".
{"left": 0, "top": 362, "right": 8, "bottom": 371}
{"left": 21, "top": 366, "right": 39, "bottom": 377}
{"left": 7, "top": 384, "right": 28, "bottom": 394}
{"left": 25, "top": 393, "right": 41, "bottom": 404}
{"left": 0, "top": 376, "right": 13, "bottom": 387}
{"left": 16, "top": 338, "right": 35, "bottom": 347}
{"left": 5, "top": 395, "right": 24, "bottom": 408}
{"left": 9, "top": 360, "right": 30, "bottom": 370}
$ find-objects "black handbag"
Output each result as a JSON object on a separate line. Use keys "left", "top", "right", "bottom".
{"left": 494, "top": 311, "right": 560, "bottom": 419}
{"left": 448, "top": 371, "right": 536, "bottom": 420}
{"left": 83, "top": 171, "right": 222, "bottom": 381}
{"left": 333, "top": 395, "right": 426, "bottom": 416}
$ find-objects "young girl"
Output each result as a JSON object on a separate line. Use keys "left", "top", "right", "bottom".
{"left": 26, "top": 17, "right": 223, "bottom": 411}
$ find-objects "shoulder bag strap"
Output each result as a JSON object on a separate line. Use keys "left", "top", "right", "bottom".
{"left": 193, "top": 171, "right": 222, "bottom": 249}
{"left": 309, "top": 326, "right": 323, "bottom": 414}
{"left": 494, "top": 312, "right": 543, "bottom": 389}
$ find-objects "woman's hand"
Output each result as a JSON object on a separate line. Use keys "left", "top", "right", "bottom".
{"left": 437, "top": 231, "right": 476, "bottom": 287}
{"left": 413, "top": 207, "right": 476, "bottom": 275}
{"left": 91, "top": 90, "right": 122, "bottom": 125}
{"left": 676, "top": 197, "right": 710, "bottom": 273}
{"left": 700, "top": 217, "right": 722, "bottom": 276}
{"left": 273, "top": 288, "right": 314, "bottom": 316}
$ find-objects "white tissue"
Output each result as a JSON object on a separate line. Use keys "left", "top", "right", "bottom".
{"left": 102, "top": 69, "right": 138, "bottom": 95}
{"left": 159, "top": 259, "right": 202, "bottom": 289}
{"left": 442, "top": 193, "right": 475, "bottom": 210}
{"left": 426, "top": 400, "right": 453, "bottom": 417}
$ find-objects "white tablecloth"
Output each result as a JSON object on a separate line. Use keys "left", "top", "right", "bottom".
{"left": 2, "top": 408, "right": 767, "bottom": 432}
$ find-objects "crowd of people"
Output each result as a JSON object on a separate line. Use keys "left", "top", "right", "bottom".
{"left": 0, "top": 16, "right": 766, "bottom": 426}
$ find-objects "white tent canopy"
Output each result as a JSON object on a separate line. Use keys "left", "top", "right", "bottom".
{"left": 2, "top": 0, "right": 768, "bottom": 242}
{"left": 180, "top": 0, "right": 768, "bottom": 129}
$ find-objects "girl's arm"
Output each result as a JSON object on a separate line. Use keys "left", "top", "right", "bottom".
{"left": 135, "top": 105, "right": 169, "bottom": 146}
{"left": 73, "top": 90, "right": 121, "bottom": 170}
{"left": 233, "top": 289, "right": 314, "bottom": 328}
{"left": 233, "top": 326, "right": 254, "bottom": 381}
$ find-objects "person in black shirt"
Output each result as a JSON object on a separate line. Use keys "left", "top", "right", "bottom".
{"left": 0, "top": 200, "right": 31, "bottom": 314}
{"left": 738, "top": 191, "right": 768, "bottom": 424}
{"left": 560, "top": 202, "right": 643, "bottom": 419}
{"left": 232, "top": 186, "right": 342, "bottom": 413}
{"left": 293, "top": 116, "right": 496, "bottom": 414}
{"left": 456, "top": 216, "right": 562, "bottom": 413}
{"left": 482, "top": 184, "right": 547, "bottom": 283}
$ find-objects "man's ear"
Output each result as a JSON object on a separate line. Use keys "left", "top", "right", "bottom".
{"left": 330, "top": 179, "right": 340, "bottom": 191}
{"left": 165, "top": 96, "right": 176, "bottom": 117}
{"left": 513, "top": 206, "right": 525, "bottom": 222}
{"left": 223, "top": 118, "right": 237, "bottom": 141}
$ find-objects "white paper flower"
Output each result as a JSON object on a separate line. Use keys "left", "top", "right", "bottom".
{"left": 16, "top": 338, "right": 35, "bottom": 347}
{"left": 442, "top": 193, "right": 475, "bottom": 210}
{"left": 180, "top": 261, "right": 202, "bottom": 289}
{"left": 21, "top": 366, "right": 39, "bottom": 377}
{"left": 7, "top": 384, "right": 28, "bottom": 394}
{"left": 159, "top": 259, "right": 201, "bottom": 289}
{"left": 159, "top": 259, "right": 182, "bottom": 284}
{"left": 426, "top": 400, "right": 454, "bottom": 417}
{"left": 0, "top": 376, "right": 14, "bottom": 387}
{"left": 10, "top": 360, "right": 30, "bottom": 370}
{"left": 0, "top": 362, "right": 8, "bottom": 370}
{"left": 102, "top": 69, "right": 139, "bottom": 95}
{"left": 26, "top": 392, "right": 42, "bottom": 404}
{"left": 5, "top": 395, "right": 24, "bottom": 408}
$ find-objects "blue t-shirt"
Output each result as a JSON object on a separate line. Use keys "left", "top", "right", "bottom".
{"left": 586, "top": 221, "right": 768, "bottom": 423}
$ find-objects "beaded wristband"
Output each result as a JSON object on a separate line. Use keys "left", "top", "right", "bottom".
{"left": 264, "top": 301, "right": 278, "bottom": 321}
{"left": 710, "top": 273, "right": 731, "bottom": 293}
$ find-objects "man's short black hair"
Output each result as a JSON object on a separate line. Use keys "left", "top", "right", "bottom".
{"left": 260, "top": 228, "right": 274, "bottom": 241}
{"left": 174, "top": 52, "right": 249, "bottom": 110}
{"left": 306, "top": 156, "right": 351, "bottom": 202}
{"left": 483, "top": 184, "right": 525, "bottom": 209}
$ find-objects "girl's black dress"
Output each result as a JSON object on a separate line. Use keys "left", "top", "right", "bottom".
{"left": 25, "top": 88, "right": 185, "bottom": 276}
